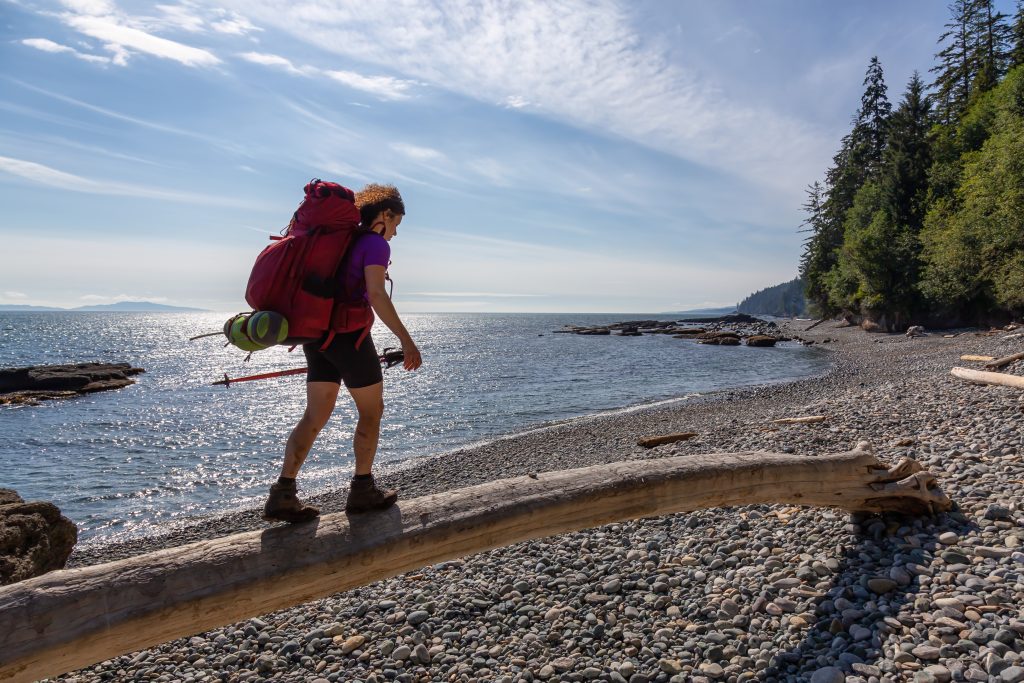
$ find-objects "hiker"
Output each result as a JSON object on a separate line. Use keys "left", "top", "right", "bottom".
{"left": 263, "top": 183, "right": 422, "bottom": 523}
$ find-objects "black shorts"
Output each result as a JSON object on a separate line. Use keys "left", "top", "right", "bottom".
{"left": 303, "top": 330, "right": 383, "bottom": 389}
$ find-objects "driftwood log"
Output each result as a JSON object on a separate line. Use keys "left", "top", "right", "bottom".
{"left": 960, "top": 354, "right": 995, "bottom": 362}
{"left": 637, "top": 432, "right": 697, "bottom": 448}
{"left": 951, "top": 366, "right": 1024, "bottom": 389}
{"left": 773, "top": 415, "right": 827, "bottom": 425}
{"left": 0, "top": 443, "right": 951, "bottom": 683}
{"left": 985, "top": 351, "right": 1024, "bottom": 370}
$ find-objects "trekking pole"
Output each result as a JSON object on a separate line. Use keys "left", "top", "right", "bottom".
{"left": 211, "top": 349, "right": 406, "bottom": 386}
{"left": 212, "top": 368, "right": 307, "bottom": 387}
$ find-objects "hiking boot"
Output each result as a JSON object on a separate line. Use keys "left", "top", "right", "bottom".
{"left": 345, "top": 475, "right": 398, "bottom": 513}
{"left": 262, "top": 480, "right": 320, "bottom": 523}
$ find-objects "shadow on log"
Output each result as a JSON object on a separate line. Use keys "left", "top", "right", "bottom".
{"left": 0, "top": 442, "right": 951, "bottom": 683}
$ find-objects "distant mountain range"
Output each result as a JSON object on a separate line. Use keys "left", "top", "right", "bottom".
{"left": 0, "top": 301, "right": 207, "bottom": 312}
{"left": 664, "top": 305, "right": 737, "bottom": 317}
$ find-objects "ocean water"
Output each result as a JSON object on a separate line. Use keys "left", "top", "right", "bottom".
{"left": 0, "top": 312, "right": 830, "bottom": 544}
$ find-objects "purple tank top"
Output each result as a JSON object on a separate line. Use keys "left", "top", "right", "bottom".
{"left": 340, "top": 232, "right": 390, "bottom": 301}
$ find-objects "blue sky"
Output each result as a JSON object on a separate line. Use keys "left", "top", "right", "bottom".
{"left": 1, "top": 0, "right": 1013, "bottom": 312}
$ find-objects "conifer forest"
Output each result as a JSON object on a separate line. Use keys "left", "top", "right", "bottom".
{"left": 799, "top": 0, "right": 1024, "bottom": 330}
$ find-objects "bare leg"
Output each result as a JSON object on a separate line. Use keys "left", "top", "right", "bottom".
{"left": 347, "top": 382, "right": 384, "bottom": 475}
{"left": 280, "top": 381, "right": 340, "bottom": 479}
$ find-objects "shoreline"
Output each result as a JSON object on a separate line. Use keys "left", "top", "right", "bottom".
{"left": 55, "top": 319, "right": 1024, "bottom": 683}
{"left": 67, "top": 329, "right": 836, "bottom": 565}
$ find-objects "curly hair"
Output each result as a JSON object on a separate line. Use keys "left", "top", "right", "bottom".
{"left": 355, "top": 183, "right": 405, "bottom": 228}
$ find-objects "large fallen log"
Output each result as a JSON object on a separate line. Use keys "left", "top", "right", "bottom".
{"left": 773, "top": 415, "right": 827, "bottom": 425}
{"left": 0, "top": 443, "right": 951, "bottom": 683}
{"left": 985, "top": 351, "right": 1024, "bottom": 370}
{"left": 951, "top": 366, "right": 1024, "bottom": 389}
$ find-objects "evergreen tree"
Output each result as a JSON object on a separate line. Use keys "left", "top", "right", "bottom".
{"left": 879, "top": 73, "right": 933, "bottom": 233}
{"left": 969, "top": 0, "right": 1013, "bottom": 96}
{"left": 855, "top": 56, "right": 892, "bottom": 177}
{"left": 798, "top": 182, "right": 830, "bottom": 313}
{"left": 931, "top": 0, "right": 979, "bottom": 122}
{"left": 808, "top": 58, "right": 892, "bottom": 314}
{"left": 1010, "top": 1, "right": 1024, "bottom": 69}
{"left": 827, "top": 74, "right": 934, "bottom": 328}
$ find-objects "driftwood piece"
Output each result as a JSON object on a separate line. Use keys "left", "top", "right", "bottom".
{"left": 806, "top": 318, "right": 828, "bottom": 330}
{"left": 773, "top": 416, "right": 827, "bottom": 425}
{"left": 637, "top": 432, "right": 697, "bottom": 448}
{"left": 985, "top": 351, "right": 1024, "bottom": 370}
{"left": 0, "top": 443, "right": 951, "bottom": 683}
{"left": 960, "top": 355, "right": 995, "bottom": 362}
{"left": 951, "top": 366, "right": 1024, "bottom": 389}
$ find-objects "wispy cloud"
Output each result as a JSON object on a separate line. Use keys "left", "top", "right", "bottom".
{"left": 220, "top": 0, "right": 830, "bottom": 192}
{"left": 390, "top": 142, "right": 446, "bottom": 163}
{"left": 7, "top": 80, "right": 247, "bottom": 154}
{"left": 0, "top": 155, "right": 268, "bottom": 208}
{"left": 324, "top": 70, "right": 416, "bottom": 101}
{"left": 61, "top": 13, "right": 220, "bottom": 66}
{"left": 238, "top": 51, "right": 308, "bottom": 76}
{"left": 20, "top": 37, "right": 110, "bottom": 63}
{"left": 4, "top": 291, "right": 28, "bottom": 299}
{"left": 50, "top": 0, "right": 223, "bottom": 67}
{"left": 0, "top": 128, "right": 163, "bottom": 166}
{"left": 241, "top": 54, "right": 417, "bottom": 101}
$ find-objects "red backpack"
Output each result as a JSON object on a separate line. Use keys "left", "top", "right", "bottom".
{"left": 245, "top": 179, "right": 374, "bottom": 350}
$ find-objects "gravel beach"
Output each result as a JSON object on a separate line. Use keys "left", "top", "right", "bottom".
{"left": 52, "top": 320, "right": 1024, "bottom": 683}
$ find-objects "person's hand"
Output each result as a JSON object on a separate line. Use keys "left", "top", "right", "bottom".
{"left": 402, "top": 340, "right": 422, "bottom": 371}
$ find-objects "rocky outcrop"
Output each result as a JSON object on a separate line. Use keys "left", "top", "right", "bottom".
{"left": 745, "top": 335, "right": 779, "bottom": 347}
{"left": 0, "top": 489, "right": 77, "bottom": 585}
{"left": 698, "top": 335, "right": 741, "bottom": 346}
{"left": 0, "top": 362, "right": 144, "bottom": 406}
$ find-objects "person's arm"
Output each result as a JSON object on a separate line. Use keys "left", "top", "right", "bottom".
{"left": 364, "top": 264, "right": 421, "bottom": 370}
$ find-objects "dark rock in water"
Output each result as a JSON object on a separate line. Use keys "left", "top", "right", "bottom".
{"left": 677, "top": 313, "right": 762, "bottom": 324}
{"left": 0, "top": 362, "right": 144, "bottom": 405}
{"left": 696, "top": 331, "right": 741, "bottom": 340}
{"left": 0, "top": 489, "right": 78, "bottom": 585}
{"left": 699, "top": 336, "right": 741, "bottom": 345}
{"left": 575, "top": 328, "right": 611, "bottom": 336}
{"left": 745, "top": 335, "right": 779, "bottom": 347}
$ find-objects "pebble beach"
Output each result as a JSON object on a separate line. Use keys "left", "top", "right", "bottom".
{"left": 53, "top": 319, "right": 1024, "bottom": 683}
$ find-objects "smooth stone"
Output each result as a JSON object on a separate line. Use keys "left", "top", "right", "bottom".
{"left": 850, "top": 624, "right": 872, "bottom": 641}
{"left": 923, "top": 664, "right": 952, "bottom": 683}
{"left": 407, "top": 610, "right": 430, "bottom": 626}
{"left": 809, "top": 666, "right": 844, "bottom": 683}
{"left": 1001, "top": 666, "right": 1024, "bottom": 683}
{"left": 912, "top": 645, "right": 941, "bottom": 661}
{"left": 340, "top": 635, "right": 365, "bottom": 655}
{"left": 868, "top": 577, "right": 898, "bottom": 594}
{"left": 660, "top": 660, "right": 683, "bottom": 674}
